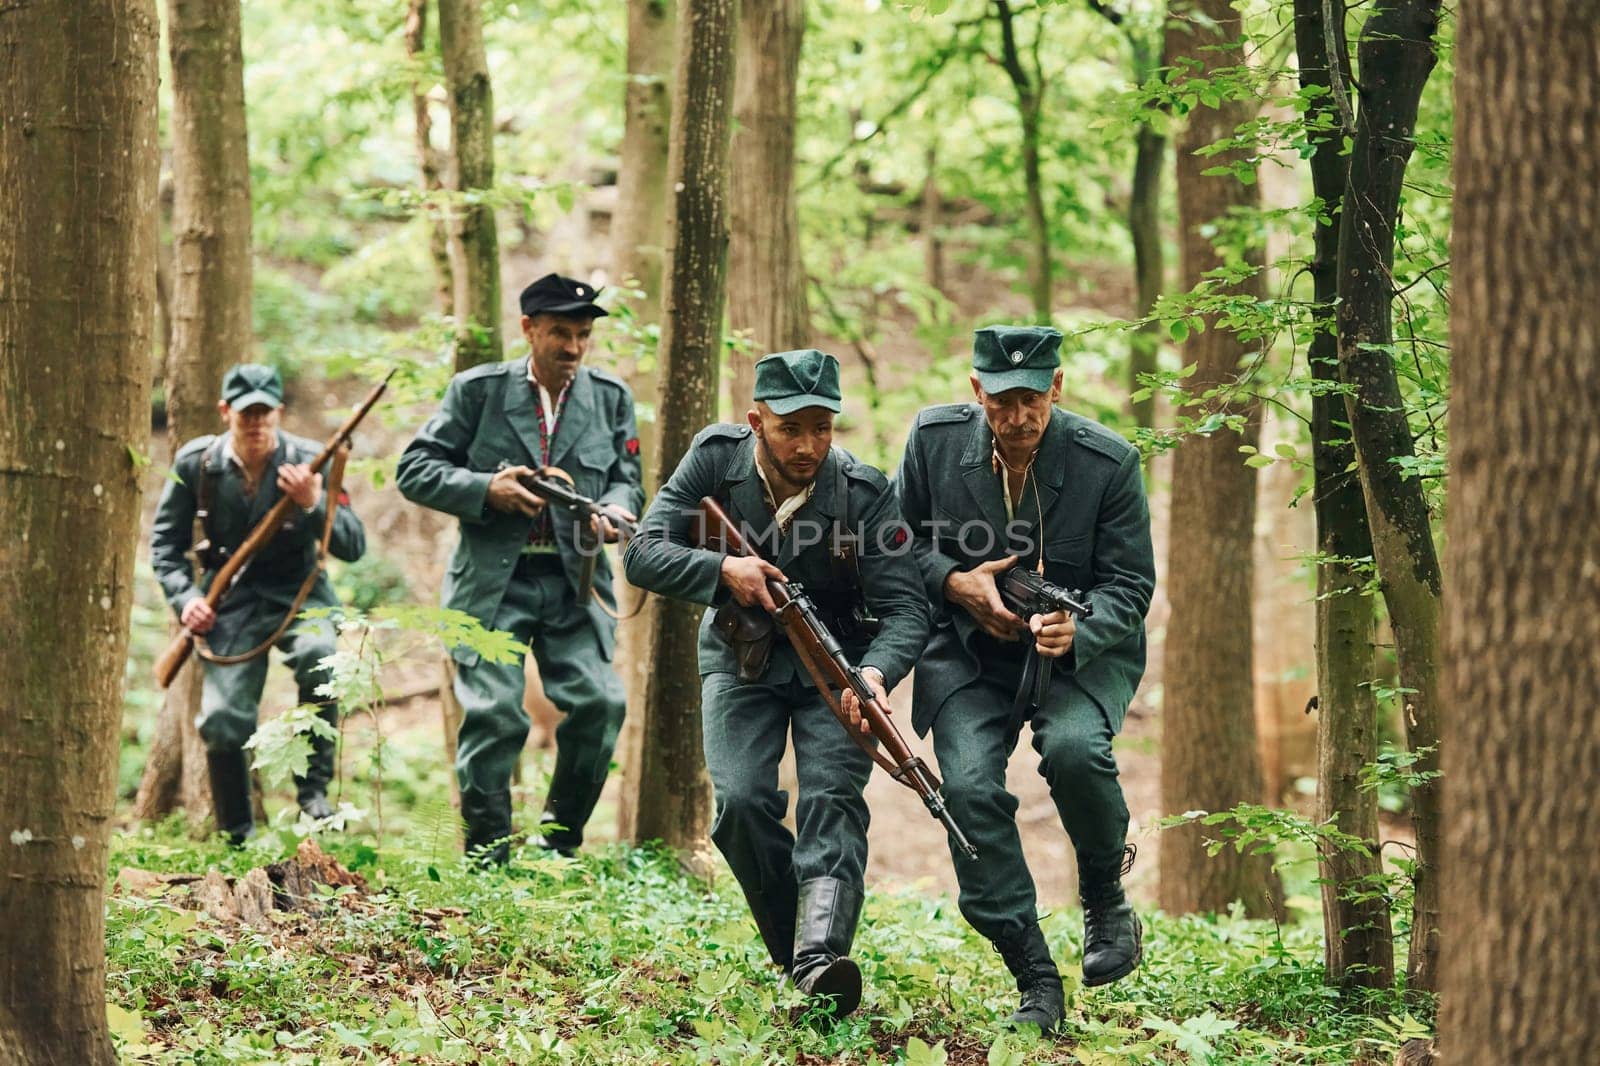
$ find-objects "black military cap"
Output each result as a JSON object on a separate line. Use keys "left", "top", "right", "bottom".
{"left": 518, "top": 273, "right": 609, "bottom": 318}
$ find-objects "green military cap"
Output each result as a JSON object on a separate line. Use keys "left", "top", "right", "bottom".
{"left": 972, "top": 325, "right": 1062, "bottom": 394}
{"left": 220, "top": 364, "right": 284, "bottom": 411}
{"left": 753, "top": 349, "right": 843, "bottom": 415}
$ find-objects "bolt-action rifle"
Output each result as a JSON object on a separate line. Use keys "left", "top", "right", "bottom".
{"left": 153, "top": 370, "right": 395, "bottom": 688}
{"left": 698, "top": 495, "right": 978, "bottom": 860}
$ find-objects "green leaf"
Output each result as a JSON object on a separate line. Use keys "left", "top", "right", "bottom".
{"left": 1244, "top": 454, "right": 1275, "bottom": 469}
{"left": 107, "top": 1003, "right": 145, "bottom": 1047}
{"left": 1273, "top": 442, "right": 1299, "bottom": 459}
{"left": 1169, "top": 319, "right": 1190, "bottom": 343}
{"left": 904, "top": 1037, "right": 948, "bottom": 1066}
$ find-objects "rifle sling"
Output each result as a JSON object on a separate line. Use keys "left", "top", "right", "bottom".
{"left": 195, "top": 448, "right": 348, "bottom": 668}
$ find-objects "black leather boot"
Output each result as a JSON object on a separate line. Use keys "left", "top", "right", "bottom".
{"left": 1080, "top": 845, "right": 1142, "bottom": 987}
{"left": 995, "top": 921, "right": 1065, "bottom": 1033}
{"left": 791, "top": 877, "right": 864, "bottom": 1018}
{"left": 294, "top": 704, "right": 340, "bottom": 820}
{"left": 460, "top": 788, "right": 514, "bottom": 867}
{"left": 206, "top": 750, "right": 255, "bottom": 846}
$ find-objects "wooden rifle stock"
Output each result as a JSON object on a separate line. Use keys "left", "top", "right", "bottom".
{"left": 153, "top": 370, "right": 396, "bottom": 688}
{"left": 698, "top": 496, "right": 978, "bottom": 859}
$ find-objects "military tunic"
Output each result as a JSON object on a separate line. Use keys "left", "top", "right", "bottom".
{"left": 396, "top": 357, "right": 644, "bottom": 849}
{"left": 623, "top": 424, "right": 929, "bottom": 949}
{"left": 893, "top": 403, "right": 1155, "bottom": 942}
{"left": 150, "top": 431, "right": 367, "bottom": 757}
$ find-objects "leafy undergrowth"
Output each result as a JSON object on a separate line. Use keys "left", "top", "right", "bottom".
{"left": 106, "top": 825, "right": 1432, "bottom": 1065}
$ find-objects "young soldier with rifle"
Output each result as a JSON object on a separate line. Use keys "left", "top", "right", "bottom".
{"left": 396, "top": 274, "right": 643, "bottom": 865}
{"left": 623, "top": 350, "right": 930, "bottom": 1019}
{"left": 893, "top": 326, "right": 1157, "bottom": 1032}
{"left": 150, "top": 364, "right": 372, "bottom": 843}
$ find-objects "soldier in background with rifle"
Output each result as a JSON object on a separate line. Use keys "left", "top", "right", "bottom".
{"left": 623, "top": 350, "right": 929, "bottom": 1019}
{"left": 397, "top": 274, "right": 643, "bottom": 865}
{"left": 150, "top": 364, "right": 370, "bottom": 843}
{"left": 893, "top": 326, "right": 1156, "bottom": 1032}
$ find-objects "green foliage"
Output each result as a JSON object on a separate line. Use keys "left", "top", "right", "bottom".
{"left": 105, "top": 829, "right": 1433, "bottom": 1064}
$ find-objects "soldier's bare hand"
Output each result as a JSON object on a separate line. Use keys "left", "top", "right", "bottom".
{"left": 590, "top": 504, "right": 636, "bottom": 543}
{"left": 841, "top": 667, "right": 889, "bottom": 735}
{"left": 277, "top": 464, "right": 322, "bottom": 510}
{"left": 720, "top": 555, "right": 786, "bottom": 613}
{"left": 181, "top": 599, "right": 217, "bottom": 635}
{"left": 487, "top": 466, "right": 547, "bottom": 518}
{"left": 943, "top": 555, "right": 1025, "bottom": 640}
{"left": 1030, "top": 610, "right": 1076, "bottom": 658}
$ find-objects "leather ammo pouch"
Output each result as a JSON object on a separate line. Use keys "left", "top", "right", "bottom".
{"left": 711, "top": 602, "right": 777, "bottom": 683}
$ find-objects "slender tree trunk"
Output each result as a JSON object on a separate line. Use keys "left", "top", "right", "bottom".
{"left": 437, "top": 0, "right": 501, "bottom": 370}
{"left": 1441, "top": 5, "right": 1600, "bottom": 1058}
{"left": 1334, "top": 0, "right": 1443, "bottom": 993}
{"left": 612, "top": 0, "right": 676, "bottom": 842}
{"left": 728, "top": 0, "right": 809, "bottom": 413}
{"left": 133, "top": 0, "right": 253, "bottom": 827}
{"left": 406, "top": 0, "right": 454, "bottom": 315}
{"left": 1158, "top": 0, "right": 1279, "bottom": 919}
{"left": 1291, "top": 0, "right": 1395, "bottom": 990}
{"left": 922, "top": 145, "right": 945, "bottom": 295}
{"left": 1126, "top": 28, "right": 1164, "bottom": 430}
{"left": 635, "top": 0, "right": 737, "bottom": 855}
{"left": 0, "top": 3, "right": 159, "bottom": 1062}
{"left": 994, "top": 0, "right": 1052, "bottom": 324}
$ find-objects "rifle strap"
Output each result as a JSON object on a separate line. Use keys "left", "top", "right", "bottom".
{"left": 195, "top": 448, "right": 348, "bottom": 667}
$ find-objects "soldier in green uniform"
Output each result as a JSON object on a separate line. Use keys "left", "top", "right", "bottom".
{"left": 151, "top": 364, "right": 368, "bottom": 843}
{"left": 893, "top": 326, "right": 1155, "bottom": 1032}
{"left": 623, "top": 350, "right": 929, "bottom": 1018}
{"left": 397, "top": 274, "right": 643, "bottom": 865}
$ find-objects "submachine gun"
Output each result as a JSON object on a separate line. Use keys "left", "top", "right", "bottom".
{"left": 698, "top": 496, "right": 979, "bottom": 861}
{"left": 504, "top": 464, "right": 639, "bottom": 613}
{"left": 998, "top": 566, "right": 1094, "bottom": 717}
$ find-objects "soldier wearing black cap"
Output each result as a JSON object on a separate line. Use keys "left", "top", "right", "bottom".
{"left": 397, "top": 273, "right": 644, "bottom": 865}
{"left": 893, "top": 326, "right": 1156, "bottom": 1032}
{"left": 150, "top": 363, "right": 368, "bottom": 842}
{"left": 623, "top": 350, "right": 930, "bottom": 1018}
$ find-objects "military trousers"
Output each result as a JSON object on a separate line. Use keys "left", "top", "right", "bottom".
{"left": 931, "top": 659, "right": 1129, "bottom": 943}
{"left": 701, "top": 670, "right": 875, "bottom": 936}
{"left": 452, "top": 558, "right": 625, "bottom": 847}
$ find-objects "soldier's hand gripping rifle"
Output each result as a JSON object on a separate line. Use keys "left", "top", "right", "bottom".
{"left": 997, "top": 565, "right": 1094, "bottom": 716}
{"left": 698, "top": 496, "right": 979, "bottom": 860}
{"left": 501, "top": 464, "right": 639, "bottom": 612}
{"left": 153, "top": 370, "right": 396, "bottom": 689}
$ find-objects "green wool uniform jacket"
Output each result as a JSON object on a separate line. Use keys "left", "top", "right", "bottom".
{"left": 150, "top": 431, "right": 368, "bottom": 656}
{"left": 395, "top": 358, "right": 644, "bottom": 665}
{"left": 622, "top": 424, "right": 930, "bottom": 691}
{"left": 893, "top": 404, "right": 1155, "bottom": 736}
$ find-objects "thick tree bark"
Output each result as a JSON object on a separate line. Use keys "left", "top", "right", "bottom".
{"left": 0, "top": 2, "right": 159, "bottom": 1062}
{"left": 1292, "top": 0, "right": 1395, "bottom": 990}
{"left": 406, "top": 0, "right": 454, "bottom": 315}
{"left": 1158, "top": 0, "right": 1280, "bottom": 919}
{"left": 1333, "top": 0, "right": 1443, "bottom": 993}
{"left": 994, "top": 0, "right": 1052, "bottom": 324}
{"left": 437, "top": 0, "right": 502, "bottom": 370}
{"left": 133, "top": 0, "right": 254, "bottom": 827}
{"left": 612, "top": 0, "right": 675, "bottom": 842}
{"left": 1441, "top": 5, "right": 1600, "bottom": 1058}
{"left": 727, "top": 0, "right": 809, "bottom": 413}
{"left": 634, "top": 0, "right": 737, "bottom": 855}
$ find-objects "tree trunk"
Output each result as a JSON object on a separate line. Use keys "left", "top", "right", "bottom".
{"left": 922, "top": 145, "right": 945, "bottom": 295}
{"left": 0, "top": 2, "right": 159, "bottom": 1062}
{"left": 406, "top": 0, "right": 454, "bottom": 315}
{"left": 1157, "top": 0, "right": 1279, "bottom": 919}
{"left": 634, "top": 0, "right": 737, "bottom": 856}
{"left": 437, "top": 0, "right": 502, "bottom": 370}
{"left": 994, "top": 0, "right": 1052, "bottom": 324}
{"left": 612, "top": 0, "right": 676, "bottom": 842}
{"left": 133, "top": 0, "right": 253, "bottom": 827}
{"left": 1291, "top": 0, "right": 1395, "bottom": 990}
{"left": 1333, "top": 0, "right": 1443, "bottom": 994}
{"left": 1126, "top": 35, "right": 1164, "bottom": 432}
{"left": 1441, "top": 5, "right": 1600, "bottom": 1058}
{"left": 727, "top": 0, "right": 809, "bottom": 414}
